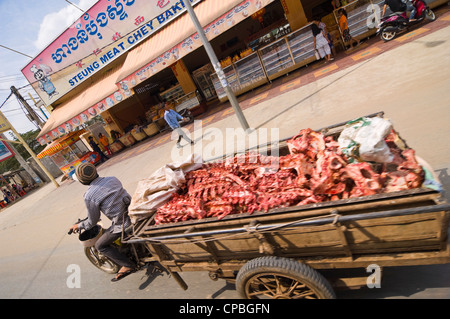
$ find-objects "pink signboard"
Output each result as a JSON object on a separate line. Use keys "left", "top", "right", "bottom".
{"left": 22, "top": 0, "right": 202, "bottom": 106}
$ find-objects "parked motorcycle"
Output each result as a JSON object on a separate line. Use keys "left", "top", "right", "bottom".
{"left": 68, "top": 218, "right": 150, "bottom": 274}
{"left": 377, "top": 0, "right": 436, "bottom": 42}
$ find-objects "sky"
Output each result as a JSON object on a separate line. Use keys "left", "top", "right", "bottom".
{"left": 0, "top": 0, "right": 98, "bottom": 134}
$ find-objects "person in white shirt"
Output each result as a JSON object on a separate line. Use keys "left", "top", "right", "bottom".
{"left": 311, "top": 22, "right": 333, "bottom": 62}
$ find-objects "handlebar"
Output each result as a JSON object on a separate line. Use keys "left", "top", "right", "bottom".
{"left": 68, "top": 217, "right": 88, "bottom": 235}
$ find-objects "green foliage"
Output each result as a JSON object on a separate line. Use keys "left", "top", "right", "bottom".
{"left": 0, "top": 129, "right": 45, "bottom": 175}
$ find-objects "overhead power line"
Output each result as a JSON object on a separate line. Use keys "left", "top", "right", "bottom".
{"left": 0, "top": 74, "right": 25, "bottom": 80}
{"left": 0, "top": 44, "right": 33, "bottom": 59}
{"left": 0, "top": 93, "right": 13, "bottom": 109}
{"left": 65, "top": 0, "right": 84, "bottom": 12}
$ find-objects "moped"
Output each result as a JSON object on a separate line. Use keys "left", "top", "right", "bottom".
{"left": 68, "top": 218, "right": 151, "bottom": 274}
{"left": 377, "top": 0, "right": 436, "bottom": 42}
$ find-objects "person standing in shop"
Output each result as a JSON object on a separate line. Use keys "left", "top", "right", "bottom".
{"left": 110, "top": 130, "right": 122, "bottom": 141}
{"left": 338, "top": 8, "right": 360, "bottom": 49}
{"left": 98, "top": 133, "right": 112, "bottom": 156}
{"left": 331, "top": 0, "right": 341, "bottom": 10}
{"left": 163, "top": 102, "right": 194, "bottom": 148}
{"left": 88, "top": 136, "right": 109, "bottom": 163}
{"left": 315, "top": 19, "right": 336, "bottom": 58}
{"left": 311, "top": 23, "right": 333, "bottom": 62}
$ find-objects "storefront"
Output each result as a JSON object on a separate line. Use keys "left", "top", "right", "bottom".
{"left": 34, "top": 0, "right": 274, "bottom": 145}
{"left": 113, "top": 0, "right": 285, "bottom": 127}
{"left": 37, "top": 130, "right": 100, "bottom": 178}
{"left": 116, "top": 0, "right": 302, "bottom": 104}
{"left": 31, "top": 0, "right": 447, "bottom": 148}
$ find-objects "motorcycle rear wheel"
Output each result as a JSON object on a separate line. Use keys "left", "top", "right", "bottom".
{"left": 380, "top": 30, "right": 396, "bottom": 41}
{"left": 84, "top": 246, "right": 120, "bottom": 274}
{"left": 426, "top": 10, "right": 436, "bottom": 21}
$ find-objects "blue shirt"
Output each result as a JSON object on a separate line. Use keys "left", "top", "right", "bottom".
{"left": 79, "top": 176, "right": 131, "bottom": 233}
{"left": 164, "top": 109, "right": 183, "bottom": 129}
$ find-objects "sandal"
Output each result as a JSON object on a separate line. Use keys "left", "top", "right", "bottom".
{"left": 111, "top": 269, "right": 136, "bottom": 282}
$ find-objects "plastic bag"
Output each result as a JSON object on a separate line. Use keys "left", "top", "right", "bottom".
{"left": 338, "top": 117, "right": 394, "bottom": 163}
{"left": 128, "top": 153, "right": 203, "bottom": 223}
{"left": 315, "top": 50, "right": 320, "bottom": 60}
{"left": 416, "top": 156, "right": 443, "bottom": 191}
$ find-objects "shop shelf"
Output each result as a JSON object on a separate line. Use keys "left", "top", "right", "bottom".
{"left": 264, "top": 58, "right": 294, "bottom": 76}
{"left": 260, "top": 46, "right": 290, "bottom": 62}
{"left": 287, "top": 34, "right": 313, "bottom": 48}
{"left": 238, "top": 68, "right": 265, "bottom": 80}
{"left": 160, "top": 84, "right": 184, "bottom": 102}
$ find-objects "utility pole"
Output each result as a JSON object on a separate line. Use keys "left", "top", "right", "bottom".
{"left": 10, "top": 86, "right": 45, "bottom": 128}
{"left": 28, "top": 93, "right": 49, "bottom": 120}
{"left": 0, "top": 133, "right": 43, "bottom": 186}
{"left": 0, "top": 112, "right": 59, "bottom": 188}
{"left": 184, "top": 0, "right": 250, "bottom": 132}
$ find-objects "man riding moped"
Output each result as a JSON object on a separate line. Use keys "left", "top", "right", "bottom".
{"left": 69, "top": 163, "right": 136, "bottom": 282}
{"left": 382, "top": 0, "right": 416, "bottom": 22}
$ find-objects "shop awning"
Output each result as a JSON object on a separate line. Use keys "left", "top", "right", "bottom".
{"left": 37, "top": 61, "right": 127, "bottom": 143}
{"left": 37, "top": 140, "right": 64, "bottom": 159}
{"left": 116, "top": 0, "right": 256, "bottom": 84}
{"left": 37, "top": 129, "right": 85, "bottom": 159}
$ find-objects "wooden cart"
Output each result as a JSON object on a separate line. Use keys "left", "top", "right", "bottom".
{"left": 124, "top": 113, "right": 450, "bottom": 299}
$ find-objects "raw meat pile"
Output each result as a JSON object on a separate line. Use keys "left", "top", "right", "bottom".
{"left": 154, "top": 128, "right": 424, "bottom": 225}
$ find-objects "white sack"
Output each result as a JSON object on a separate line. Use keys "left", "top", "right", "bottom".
{"left": 338, "top": 117, "right": 394, "bottom": 163}
{"left": 129, "top": 153, "right": 203, "bottom": 223}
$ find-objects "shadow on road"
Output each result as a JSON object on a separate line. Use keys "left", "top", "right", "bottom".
{"left": 334, "top": 264, "right": 450, "bottom": 299}
{"left": 138, "top": 261, "right": 169, "bottom": 291}
{"left": 211, "top": 281, "right": 236, "bottom": 299}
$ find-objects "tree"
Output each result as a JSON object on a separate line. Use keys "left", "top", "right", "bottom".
{"left": 0, "top": 129, "right": 45, "bottom": 174}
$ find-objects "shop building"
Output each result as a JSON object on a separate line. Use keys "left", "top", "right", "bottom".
{"left": 23, "top": 0, "right": 446, "bottom": 148}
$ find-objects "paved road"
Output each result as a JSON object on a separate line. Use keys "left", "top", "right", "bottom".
{"left": 0, "top": 12, "right": 449, "bottom": 299}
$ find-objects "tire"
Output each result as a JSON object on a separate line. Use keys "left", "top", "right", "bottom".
{"left": 380, "top": 29, "right": 396, "bottom": 42}
{"left": 426, "top": 10, "right": 436, "bottom": 21}
{"left": 236, "top": 256, "right": 336, "bottom": 299}
{"left": 84, "top": 246, "right": 120, "bottom": 274}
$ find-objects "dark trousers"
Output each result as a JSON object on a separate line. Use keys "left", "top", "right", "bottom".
{"left": 97, "top": 150, "right": 109, "bottom": 163}
{"left": 95, "top": 231, "right": 135, "bottom": 268}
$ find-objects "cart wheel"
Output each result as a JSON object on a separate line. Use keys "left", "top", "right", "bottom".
{"left": 236, "top": 256, "right": 336, "bottom": 299}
